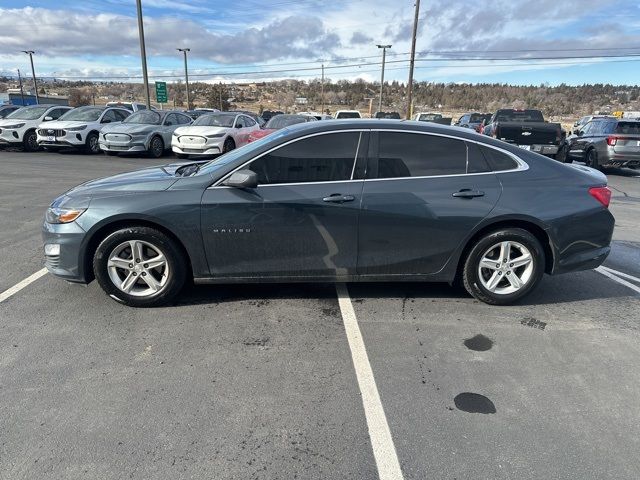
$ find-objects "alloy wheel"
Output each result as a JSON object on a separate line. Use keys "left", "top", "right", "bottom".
{"left": 89, "top": 135, "right": 99, "bottom": 153}
{"left": 107, "top": 240, "right": 170, "bottom": 297}
{"left": 477, "top": 241, "right": 534, "bottom": 295}
{"left": 151, "top": 137, "right": 163, "bottom": 157}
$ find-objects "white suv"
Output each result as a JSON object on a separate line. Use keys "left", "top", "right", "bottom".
{"left": 37, "top": 106, "right": 130, "bottom": 154}
{"left": 334, "top": 110, "right": 362, "bottom": 119}
{"left": 0, "top": 104, "right": 72, "bottom": 151}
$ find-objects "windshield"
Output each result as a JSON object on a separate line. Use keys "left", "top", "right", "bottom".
{"left": 6, "top": 106, "right": 50, "bottom": 120}
{"left": 419, "top": 114, "right": 441, "bottom": 121}
{"left": 59, "top": 107, "right": 103, "bottom": 122}
{"left": 193, "top": 113, "right": 236, "bottom": 127}
{"left": 265, "top": 115, "right": 308, "bottom": 129}
{"left": 616, "top": 122, "right": 640, "bottom": 134}
{"left": 495, "top": 110, "right": 544, "bottom": 122}
{"left": 336, "top": 112, "right": 360, "bottom": 119}
{"left": 124, "top": 111, "right": 161, "bottom": 125}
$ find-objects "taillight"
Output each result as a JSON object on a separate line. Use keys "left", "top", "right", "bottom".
{"left": 588, "top": 186, "right": 611, "bottom": 208}
{"left": 606, "top": 135, "right": 620, "bottom": 146}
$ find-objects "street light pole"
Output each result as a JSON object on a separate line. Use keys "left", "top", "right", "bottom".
{"left": 321, "top": 63, "right": 325, "bottom": 114}
{"left": 406, "top": 0, "right": 421, "bottom": 119}
{"left": 135, "top": 0, "right": 151, "bottom": 109}
{"left": 177, "top": 48, "right": 191, "bottom": 109}
{"left": 17, "top": 69, "right": 25, "bottom": 105}
{"left": 22, "top": 51, "right": 39, "bottom": 104}
{"left": 377, "top": 44, "right": 391, "bottom": 115}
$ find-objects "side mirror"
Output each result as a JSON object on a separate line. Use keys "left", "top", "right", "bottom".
{"left": 223, "top": 169, "right": 258, "bottom": 189}
{"left": 236, "top": 124, "right": 242, "bottom": 128}
{"left": 577, "top": 130, "right": 584, "bottom": 137}
{"left": 43, "top": 116, "right": 53, "bottom": 121}
{"left": 102, "top": 118, "right": 112, "bottom": 123}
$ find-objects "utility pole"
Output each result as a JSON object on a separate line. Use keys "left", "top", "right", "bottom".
{"left": 135, "top": 0, "right": 151, "bottom": 108}
{"left": 219, "top": 83, "right": 223, "bottom": 110}
{"left": 321, "top": 63, "right": 325, "bottom": 114}
{"left": 406, "top": 0, "right": 421, "bottom": 119}
{"left": 22, "top": 51, "right": 39, "bottom": 104}
{"left": 377, "top": 44, "right": 391, "bottom": 115}
{"left": 177, "top": 48, "right": 191, "bottom": 109}
{"left": 17, "top": 69, "right": 25, "bottom": 105}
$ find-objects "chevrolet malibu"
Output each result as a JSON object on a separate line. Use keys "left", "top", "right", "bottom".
{"left": 43, "top": 120, "right": 614, "bottom": 307}
{"left": 99, "top": 110, "right": 192, "bottom": 158}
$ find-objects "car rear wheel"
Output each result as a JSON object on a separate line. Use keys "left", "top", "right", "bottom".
{"left": 84, "top": 132, "right": 100, "bottom": 154}
{"left": 23, "top": 130, "right": 38, "bottom": 152}
{"left": 93, "top": 227, "right": 187, "bottom": 307}
{"left": 222, "top": 137, "right": 235, "bottom": 153}
{"left": 462, "top": 228, "right": 545, "bottom": 305}
{"left": 585, "top": 148, "right": 601, "bottom": 170}
{"left": 148, "top": 136, "right": 164, "bottom": 158}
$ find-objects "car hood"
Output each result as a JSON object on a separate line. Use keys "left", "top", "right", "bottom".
{"left": 0, "top": 117, "right": 39, "bottom": 127}
{"left": 38, "top": 120, "right": 98, "bottom": 129}
{"left": 101, "top": 123, "right": 157, "bottom": 135}
{"left": 66, "top": 163, "right": 188, "bottom": 195}
{"left": 174, "top": 125, "right": 231, "bottom": 136}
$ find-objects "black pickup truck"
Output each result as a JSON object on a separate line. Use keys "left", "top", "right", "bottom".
{"left": 483, "top": 109, "right": 563, "bottom": 158}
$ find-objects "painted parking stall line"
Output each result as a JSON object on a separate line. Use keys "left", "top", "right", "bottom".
{"left": 595, "top": 266, "right": 640, "bottom": 295}
{"left": 336, "top": 283, "right": 404, "bottom": 480}
{"left": 0, "top": 268, "right": 48, "bottom": 304}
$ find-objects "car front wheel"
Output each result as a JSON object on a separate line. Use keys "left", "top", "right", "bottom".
{"left": 148, "top": 136, "right": 164, "bottom": 158}
{"left": 23, "top": 130, "right": 39, "bottom": 151}
{"left": 93, "top": 227, "right": 187, "bottom": 307}
{"left": 462, "top": 228, "right": 545, "bottom": 305}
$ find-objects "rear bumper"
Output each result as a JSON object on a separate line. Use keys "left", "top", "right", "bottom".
{"left": 553, "top": 246, "right": 610, "bottom": 275}
{"left": 601, "top": 151, "right": 640, "bottom": 168}
{"left": 517, "top": 144, "right": 559, "bottom": 155}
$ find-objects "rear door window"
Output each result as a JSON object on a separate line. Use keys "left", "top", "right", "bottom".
{"left": 478, "top": 145, "right": 519, "bottom": 172}
{"left": 369, "top": 132, "right": 467, "bottom": 178}
{"left": 249, "top": 132, "right": 360, "bottom": 185}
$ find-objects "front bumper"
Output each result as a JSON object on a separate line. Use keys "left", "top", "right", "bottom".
{"left": 0, "top": 129, "right": 24, "bottom": 145}
{"left": 42, "top": 220, "right": 88, "bottom": 283}
{"left": 100, "top": 141, "right": 147, "bottom": 153}
{"left": 37, "top": 132, "right": 87, "bottom": 148}
{"left": 172, "top": 140, "right": 223, "bottom": 156}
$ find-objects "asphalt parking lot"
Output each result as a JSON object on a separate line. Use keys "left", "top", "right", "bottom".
{"left": 1, "top": 150, "right": 639, "bottom": 479}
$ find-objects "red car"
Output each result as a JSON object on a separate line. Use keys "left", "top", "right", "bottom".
{"left": 247, "top": 114, "right": 317, "bottom": 143}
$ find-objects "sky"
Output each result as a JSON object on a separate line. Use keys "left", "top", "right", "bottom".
{"left": 0, "top": 0, "right": 639, "bottom": 86}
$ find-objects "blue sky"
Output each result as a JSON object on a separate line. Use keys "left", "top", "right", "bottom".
{"left": 0, "top": 0, "right": 639, "bottom": 85}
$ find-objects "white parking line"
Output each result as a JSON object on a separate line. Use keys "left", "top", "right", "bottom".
{"left": 0, "top": 268, "right": 48, "bottom": 304}
{"left": 336, "top": 283, "right": 404, "bottom": 480}
{"left": 599, "top": 266, "right": 640, "bottom": 285}
{"left": 595, "top": 266, "right": 640, "bottom": 295}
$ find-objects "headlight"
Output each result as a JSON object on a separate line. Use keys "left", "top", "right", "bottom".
{"left": 65, "top": 125, "right": 87, "bottom": 131}
{"left": 205, "top": 133, "right": 225, "bottom": 138}
{"left": 45, "top": 207, "right": 86, "bottom": 224}
{"left": 3, "top": 123, "right": 25, "bottom": 129}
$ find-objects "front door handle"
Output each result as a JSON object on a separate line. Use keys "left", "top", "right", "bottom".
{"left": 452, "top": 189, "right": 485, "bottom": 198}
{"left": 323, "top": 194, "right": 355, "bottom": 203}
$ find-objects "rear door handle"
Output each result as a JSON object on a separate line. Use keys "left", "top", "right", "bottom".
{"left": 323, "top": 194, "right": 355, "bottom": 203}
{"left": 452, "top": 189, "right": 485, "bottom": 198}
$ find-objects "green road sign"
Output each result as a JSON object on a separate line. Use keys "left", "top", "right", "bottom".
{"left": 155, "top": 81, "right": 167, "bottom": 103}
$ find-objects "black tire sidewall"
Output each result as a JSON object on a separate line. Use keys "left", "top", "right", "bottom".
{"left": 463, "top": 228, "right": 545, "bottom": 305}
{"left": 149, "top": 136, "right": 164, "bottom": 158}
{"left": 93, "top": 227, "right": 186, "bottom": 307}
{"left": 23, "top": 130, "right": 38, "bottom": 151}
{"left": 85, "top": 132, "right": 99, "bottom": 154}
{"left": 223, "top": 137, "right": 235, "bottom": 153}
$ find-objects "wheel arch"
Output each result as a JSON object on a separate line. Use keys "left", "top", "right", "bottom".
{"left": 453, "top": 217, "right": 555, "bottom": 282}
{"left": 81, "top": 217, "right": 193, "bottom": 283}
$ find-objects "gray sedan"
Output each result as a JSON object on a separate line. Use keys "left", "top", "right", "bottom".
{"left": 43, "top": 119, "right": 614, "bottom": 307}
{"left": 99, "top": 110, "right": 192, "bottom": 158}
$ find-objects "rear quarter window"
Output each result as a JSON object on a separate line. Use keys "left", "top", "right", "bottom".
{"left": 616, "top": 122, "right": 640, "bottom": 134}
{"left": 479, "top": 145, "right": 519, "bottom": 171}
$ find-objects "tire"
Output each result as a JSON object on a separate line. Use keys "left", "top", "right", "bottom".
{"left": 585, "top": 148, "right": 601, "bottom": 170}
{"left": 22, "top": 130, "right": 39, "bottom": 152}
{"left": 93, "top": 226, "right": 187, "bottom": 307}
{"left": 148, "top": 136, "right": 164, "bottom": 158}
{"left": 176, "top": 153, "right": 190, "bottom": 159}
{"left": 222, "top": 137, "right": 235, "bottom": 154}
{"left": 84, "top": 132, "right": 100, "bottom": 154}
{"left": 555, "top": 145, "right": 571, "bottom": 163}
{"left": 462, "top": 228, "right": 545, "bottom": 305}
